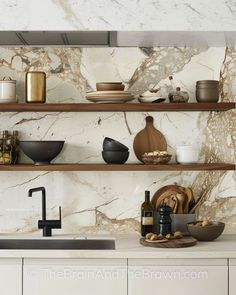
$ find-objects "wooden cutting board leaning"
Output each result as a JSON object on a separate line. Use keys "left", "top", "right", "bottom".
{"left": 133, "top": 116, "right": 167, "bottom": 162}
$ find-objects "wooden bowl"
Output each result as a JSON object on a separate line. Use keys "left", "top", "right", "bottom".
{"left": 96, "top": 82, "right": 125, "bottom": 91}
{"left": 187, "top": 221, "right": 225, "bottom": 241}
{"left": 141, "top": 154, "right": 172, "bottom": 164}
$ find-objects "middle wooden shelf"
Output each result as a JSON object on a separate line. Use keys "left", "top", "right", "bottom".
{"left": 0, "top": 163, "right": 234, "bottom": 171}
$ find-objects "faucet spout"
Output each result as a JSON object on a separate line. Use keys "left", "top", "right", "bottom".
{"left": 28, "top": 186, "right": 61, "bottom": 237}
{"left": 28, "top": 186, "right": 46, "bottom": 221}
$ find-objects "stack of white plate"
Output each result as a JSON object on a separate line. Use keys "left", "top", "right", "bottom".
{"left": 86, "top": 91, "right": 135, "bottom": 103}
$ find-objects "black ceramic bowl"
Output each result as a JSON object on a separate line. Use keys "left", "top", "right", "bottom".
{"left": 103, "top": 137, "right": 129, "bottom": 152}
{"left": 20, "top": 141, "right": 65, "bottom": 165}
{"left": 102, "top": 151, "right": 129, "bottom": 164}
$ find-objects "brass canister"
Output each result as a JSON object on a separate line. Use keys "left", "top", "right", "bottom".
{"left": 26, "top": 71, "right": 46, "bottom": 103}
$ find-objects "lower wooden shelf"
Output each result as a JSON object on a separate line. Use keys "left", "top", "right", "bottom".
{"left": 0, "top": 163, "right": 234, "bottom": 171}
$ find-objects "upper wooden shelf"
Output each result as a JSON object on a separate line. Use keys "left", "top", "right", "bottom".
{"left": 0, "top": 163, "right": 234, "bottom": 171}
{"left": 0, "top": 103, "right": 234, "bottom": 112}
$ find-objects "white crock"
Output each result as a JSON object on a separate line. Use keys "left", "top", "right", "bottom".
{"left": 176, "top": 145, "right": 199, "bottom": 164}
{"left": 0, "top": 77, "right": 16, "bottom": 101}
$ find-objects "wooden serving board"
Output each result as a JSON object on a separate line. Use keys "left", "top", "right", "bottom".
{"left": 140, "top": 236, "right": 197, "bottom": 248}
{"left": 133, "top": 116, "right": 167, "bottom": 162}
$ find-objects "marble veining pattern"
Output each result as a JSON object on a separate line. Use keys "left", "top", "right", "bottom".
{"left": 1, "top": 0, "right": 236, "bottom": 31}
{"left": 0, "top": 46, "right": 235, "bottom": 235}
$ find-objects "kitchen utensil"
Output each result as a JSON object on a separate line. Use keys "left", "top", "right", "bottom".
{"left": 103, "top": 137, "right": 129, "bottom": 152}
{"left": 196, "top": 80, "right": 219, "bottom": 103}
{"left": 26, "top": 71, "right": 46, "bottom": 103}
{"left": 151, "top": 185, "right": 195, "bottom": 214}
{"left": 176, "top": 145, "right": 199, "bottom": 164}
{"left": 102, "top": 151, "right": 129, "bottom": 164}
{"left": 140, "top": 236, "right": 197, "bottom": 248}
{"left": 187, "top": 221, "right": 225, "bottom": 241}
{"left": 133, "top": 116, "right": 167, "bottom": 162}
{"left": 168, "top": 87, "right": 189, "bottom": 103}
{"left": 19, "top": 141, "right": 64, "bottom": 165}
{"left": 141, "top": 153, "right": 171, "bottom": 164}
{"left": 0, "top": 77, "right": 16, "bottom": 102}
{"left": 96, "top": 82, "right": 125, "bottom": 91}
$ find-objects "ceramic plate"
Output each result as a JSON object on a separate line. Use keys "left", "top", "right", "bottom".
{"left": 86, "top": 96, "right": 135, "bottom": 103}
{"left": 87, "top": 91, "right": 132, "bottom": 95}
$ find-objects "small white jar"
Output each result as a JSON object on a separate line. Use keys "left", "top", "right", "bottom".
{"left": 176, "top": 146, "right": 199, "bottom": 164}
{"left": 0, "top": 77, "right": 16, "bottom": 102}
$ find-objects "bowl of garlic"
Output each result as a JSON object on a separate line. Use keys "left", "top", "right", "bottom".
{"left": 141, "top": 150, "right": 172, "bottom": 164}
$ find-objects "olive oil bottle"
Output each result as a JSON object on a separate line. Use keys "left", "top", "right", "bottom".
{"left": 141, "top": 191, "right": 154, "bottom": 236}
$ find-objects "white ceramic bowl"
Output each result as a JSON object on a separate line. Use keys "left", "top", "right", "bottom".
{"left": 176, "top": 146, "right": 199, "bottom": 164}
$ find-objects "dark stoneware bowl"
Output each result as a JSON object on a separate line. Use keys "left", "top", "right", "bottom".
{"left": 187, "top": 221, "right": 225, "bottom": 241}
{"left": 20, "top": 141, "right": 65, "bottom": 165}
{"left": 103, "top": 137, "right": 129, "bottom": 152}
{"left": 102, "top": 151, "right": 129, "bottom": 164}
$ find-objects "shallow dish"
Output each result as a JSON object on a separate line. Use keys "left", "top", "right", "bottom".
{"left": 103, "top": 137, "right": 129, "bottom": 152}
{"left": 187, "top": 221, "right": 225, "bottom": 241}
{"left": 86, "top": 96, "right": 135, "bottom": 103}
{"left": 20, "top": 141, "right": 65, "bottom": 165}
{"left": 102, "top": 151, "right": 129, "bottom": 164}
{"left": 138, "top": 96, "right": 166, "bottom": 103}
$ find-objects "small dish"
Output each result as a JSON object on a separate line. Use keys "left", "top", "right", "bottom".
{"left": 138, "top": 97, "right": 166, "bottom": 103}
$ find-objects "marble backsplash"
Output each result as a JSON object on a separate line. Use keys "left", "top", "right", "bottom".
{"left": 0, "top": 46, "right": 235, "bottom": 235}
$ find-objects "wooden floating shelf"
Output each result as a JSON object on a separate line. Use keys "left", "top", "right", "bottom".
{"left": 0, "top": 103, "right": 234, "bottom": 112}
{"left": 0, "top": 163, "right": 234, "bottom": 171}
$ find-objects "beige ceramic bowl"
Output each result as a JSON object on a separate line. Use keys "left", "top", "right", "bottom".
{"left": 187, "top": 221, "right": 225, "bottom": 241}
{"left": 96, "top": 82, "right": 125, "bottom": 91}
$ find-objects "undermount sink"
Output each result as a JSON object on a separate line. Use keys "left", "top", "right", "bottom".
{"left": 0, "top": 239, "right": 115, "bottom": 250}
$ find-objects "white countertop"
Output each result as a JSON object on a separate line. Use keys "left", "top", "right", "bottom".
{"left": 0, "top": 233, "right": 236, "bottom": 259}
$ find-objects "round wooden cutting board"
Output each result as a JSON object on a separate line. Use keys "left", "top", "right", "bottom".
{"left": 133, "top": 116, "right": 167, "bottom": 162}
{"left": 140, "top": 236, "right": 197, "bottom": 248}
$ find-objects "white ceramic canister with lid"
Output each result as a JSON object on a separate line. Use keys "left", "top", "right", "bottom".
{"left": 176, "top": 145, "right": 199, "bottom": 164}
{"left": 0, "top": 77, "right": 16, "bottom": 102}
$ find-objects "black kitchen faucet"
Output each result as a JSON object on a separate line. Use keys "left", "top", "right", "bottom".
{"left": 28, "top": 187, "right": 61, "bottom": 237}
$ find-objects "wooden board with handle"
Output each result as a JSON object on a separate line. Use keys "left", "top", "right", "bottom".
{"left": 140, "top": 236, "right": 197, "bottom": 248}
{"left": 133, "top": 116, "right": 167, "bottom": 162}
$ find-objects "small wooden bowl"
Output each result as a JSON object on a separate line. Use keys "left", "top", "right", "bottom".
{"left": 96, "top": 82, "right": 125, "bottom": 91}
{"left": 141, "top": 154, "right": 172, "bottom": 164}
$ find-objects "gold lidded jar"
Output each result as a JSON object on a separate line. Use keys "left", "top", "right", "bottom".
{"left": 26, "top": 71, "right": 46, "bottom": 103}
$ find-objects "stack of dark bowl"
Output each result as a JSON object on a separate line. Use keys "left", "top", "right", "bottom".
{"left": 102, "top": 137, "right": 129, "bottom": 164}
{"left": 196, "top": 80, "right": 219, "bottom": 103}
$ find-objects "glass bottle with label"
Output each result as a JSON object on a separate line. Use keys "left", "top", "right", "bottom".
{"left": 12, "top": 130, "right": 19, "bottom": 164}
{"left": 1, "top": 130, "right": 12, "bottom": 164}
{"left": 141, "top": 191, "right": 154, "bottom": 236}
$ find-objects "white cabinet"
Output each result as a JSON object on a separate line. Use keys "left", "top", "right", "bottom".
{"left": 229, "top": 259, "right": 236, "bottom": 295}
{"left": 24, "top": 258, "right": 127, "bottom": 295}
{"left": 0, "top": 258, "right": 22, "bottom": 295}
{"left": 128, "top": 258, "right": 228, "bottom": 295}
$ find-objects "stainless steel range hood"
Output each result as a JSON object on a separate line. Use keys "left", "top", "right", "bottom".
{"left": 0, "top": 31, "right": 236, "bottom": 47}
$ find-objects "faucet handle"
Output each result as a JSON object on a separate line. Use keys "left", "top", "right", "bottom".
{"left": 59, "top": 206, "right": 62, "bottom": 222}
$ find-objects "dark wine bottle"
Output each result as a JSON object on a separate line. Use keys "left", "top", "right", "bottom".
{"left": 141, "top": 190, "right": 154, "bottom": 236}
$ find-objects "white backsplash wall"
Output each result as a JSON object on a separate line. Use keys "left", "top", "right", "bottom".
{"left": 0, "top": 0, "right": 236, "bottom": 31}
{"left": 0, "top": 46, "right": 235, "bottom": 234}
